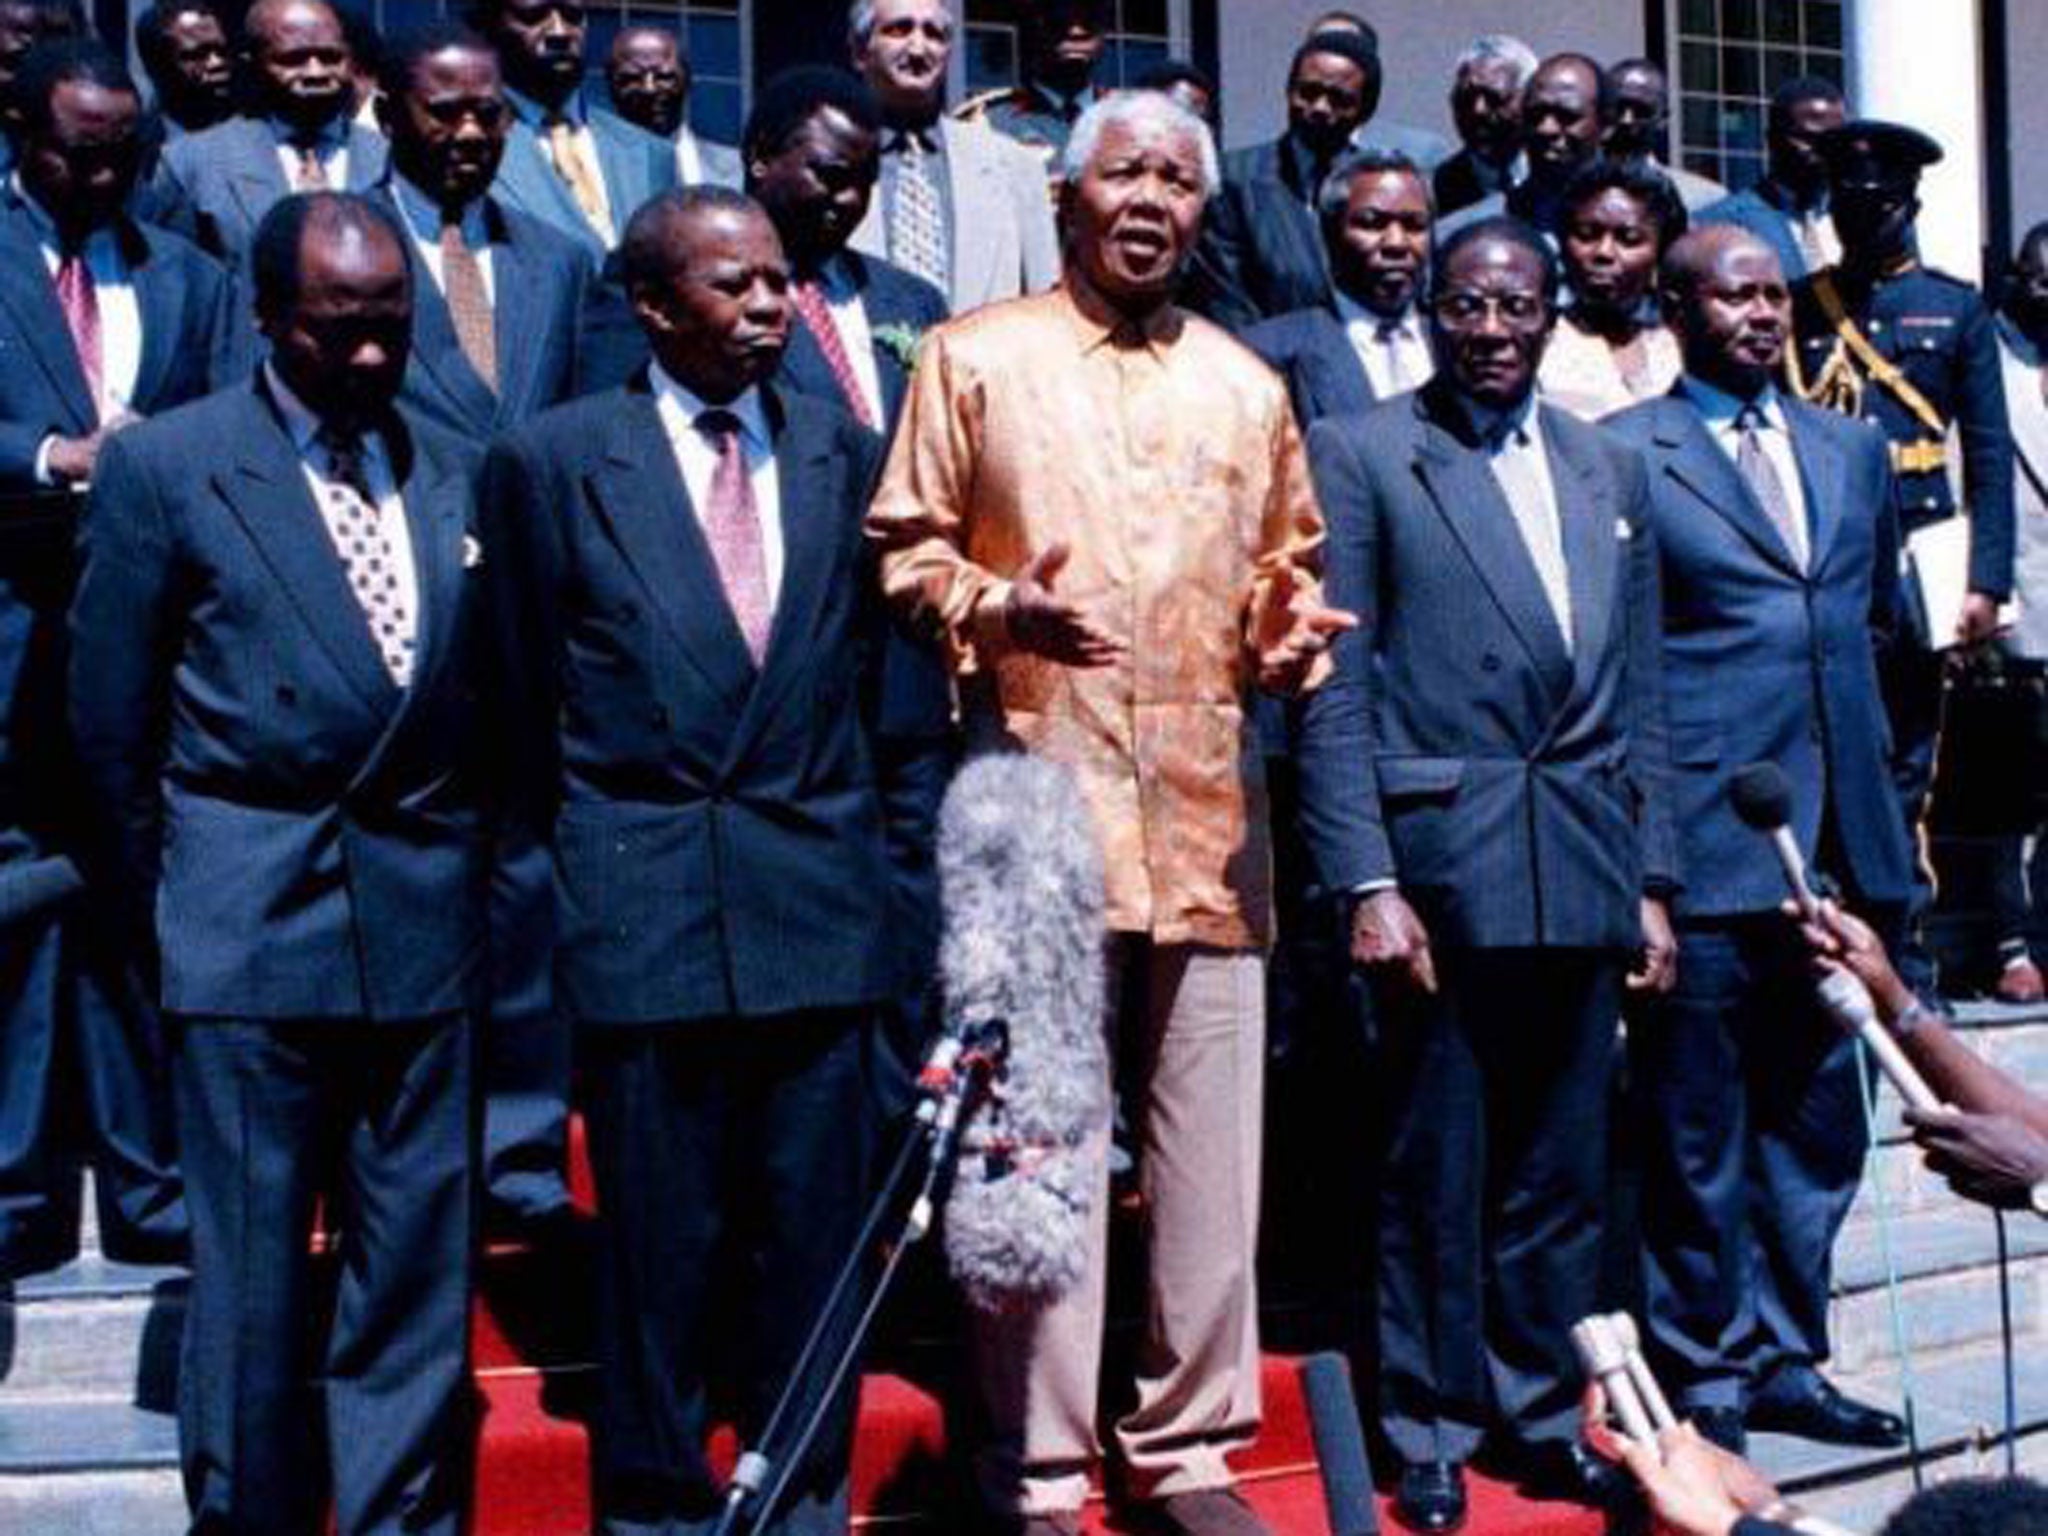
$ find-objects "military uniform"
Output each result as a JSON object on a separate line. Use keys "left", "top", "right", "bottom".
{"left": 1787, "top": 119, "right": 2017, "bottom": 999}
{"left": 954, "top": 80, "right": 1103, "bottom": 181}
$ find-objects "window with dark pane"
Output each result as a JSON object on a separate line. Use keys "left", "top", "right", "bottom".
{"left": 1667, "top": 0, "right": 1844, "bottom": 191}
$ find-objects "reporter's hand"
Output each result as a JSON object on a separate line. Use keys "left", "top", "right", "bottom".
{"left": 1004, "top": 543, "right": 1124, "bottom": 668}
{"left": 1349, "top": 889, "right": 1436, "bottom": 994}
{"left": 1907, "top": 1105, "right": 2048, "bottom": 1209}
{"left": 1785, "top": 896, "right": 1914, "bottom": 1018}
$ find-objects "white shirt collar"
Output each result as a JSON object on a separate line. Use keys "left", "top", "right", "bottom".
{"left": 1679, "top": 373, "right": 1786, "bottom": 433}
{"left": 649, "top": 361, "right": 769, "bottom": 449}
{"left": 1334, "top": 289, "right": 1421, "bottom": 337}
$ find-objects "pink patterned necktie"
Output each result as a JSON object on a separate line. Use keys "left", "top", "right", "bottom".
{"left": 789, "top": 277, "right": 875, "bottom": 428}
{"left": 54, "top": 249, "right": 102, "bottom": 414}
{"left": 695, "top": 409, "right": 772, "bottom": 663}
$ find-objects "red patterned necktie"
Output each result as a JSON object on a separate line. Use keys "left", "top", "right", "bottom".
{"left": 54, "top": 248, "right": 102, "bottom": 413}
{"left": 789, "top": 277, "right": 875, "bottom": 428}
{"left": 695, "top": 408, "right": 772, "bottom": 663}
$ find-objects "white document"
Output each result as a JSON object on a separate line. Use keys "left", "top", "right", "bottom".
{"left": 1906, "top": 517, "right": 2021, "bottom": 648}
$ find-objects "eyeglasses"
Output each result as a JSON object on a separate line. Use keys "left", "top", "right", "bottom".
{"left": 1433, "top": 290, "right": 1548, "bottom": 326}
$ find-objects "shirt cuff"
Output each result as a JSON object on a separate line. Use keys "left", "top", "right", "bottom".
{"left": 1350, "top": 879, "right": 1398, "bottom": 898}
{"left": 33, "top": 434, "right": 59, "bottom": 488}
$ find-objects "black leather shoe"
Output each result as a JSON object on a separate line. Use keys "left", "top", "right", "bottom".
{"left": 1688, "top": 1406, "right": 1748, "bottom": 1455}
{"left": 1511, "top": 1439, "right": 1639, "bottom": 1511}
{"left": 1747, "top": 1368, "right": 1905, "bottom": 1448}
{"left": 1392, "top": 1461, "right": 1467, "bottom": 1533}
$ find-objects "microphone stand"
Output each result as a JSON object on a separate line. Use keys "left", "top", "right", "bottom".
{"left": 710, "top": 1029, "right": 1001, "bottom": 1536}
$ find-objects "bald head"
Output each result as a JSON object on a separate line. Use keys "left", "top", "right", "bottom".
{"left": 1660, "top": 224, "right": 1789, "bottom": 394}
{"left": 243, "top": 0, "right": 350, "bottom": 129}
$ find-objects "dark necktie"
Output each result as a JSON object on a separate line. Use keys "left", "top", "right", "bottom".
{"left": 1735, "top": 403, "right": 1806, "bottom": 571}
{"left": 789, "top": 277, "right": 874, "bottom": 428}
{"left": 695, "top": 409, "right": 772, "bottom": 662}
{"left": 316, "top": 424, "right": 415, "bottom": 685}
{"left": 292, "top": 139, "right": 329, "bottom": 191}
{"left": 440, "top": 215, "right": 498, "bottom": 392}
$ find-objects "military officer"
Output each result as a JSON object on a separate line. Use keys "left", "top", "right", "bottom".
{"left": 953, "top": 0, "right": 1108, "bottom": 178}
{"left": 1787, "top": 120, "right": 2016, "bottom": 1000}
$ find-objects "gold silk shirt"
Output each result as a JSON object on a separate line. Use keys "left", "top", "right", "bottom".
{"left": 865, "top": 285, "right": 1331, "bottom": 950}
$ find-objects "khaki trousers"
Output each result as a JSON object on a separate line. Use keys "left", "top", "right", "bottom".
{"left": 972, "top": 939, "right": 1265, "bottom": 1515}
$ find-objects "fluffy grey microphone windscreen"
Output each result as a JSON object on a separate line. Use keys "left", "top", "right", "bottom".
{"left": 937, "top": 751, "right": 1109, "bottom": 1313}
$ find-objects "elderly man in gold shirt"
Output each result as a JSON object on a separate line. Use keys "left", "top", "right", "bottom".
{"left": 867, "top": 90, "right": 1351, "bottom": 1536}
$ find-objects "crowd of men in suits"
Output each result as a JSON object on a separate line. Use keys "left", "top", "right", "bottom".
{"left": 0, "top": 1, "right": 2042, "bottom": 1535}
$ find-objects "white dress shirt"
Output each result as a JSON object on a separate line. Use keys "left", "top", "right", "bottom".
{"left": 391, "top": 175, "right": 497, "bottom": 304}
{"left": 1474, "top": 395, "right": 1573, "bottom": 651}
{"left": 1334, "top": 290, "right": 1433, "bottom": 399}
{"left": 18, "top": 181, "right": 142, "bottom": 483}
{"left": 1680, "top": 376, "right": 1812, "bottom": 570}
{"left": 650, "top": 363, "right": 785, "bottom": 604}
{"left": 813, "top": 256, "right": 884, "bottom": 427}
{"left": 265, "top": 362, "right": 420, "bottom": 660}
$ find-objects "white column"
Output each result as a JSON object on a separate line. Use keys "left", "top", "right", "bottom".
{"left": 1848, "top": 0, "right": 1987, "bottom": 281}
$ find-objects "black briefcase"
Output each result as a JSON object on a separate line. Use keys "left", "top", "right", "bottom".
{"left": 1929, "top": 653, "right": 2048, "bottom": 834}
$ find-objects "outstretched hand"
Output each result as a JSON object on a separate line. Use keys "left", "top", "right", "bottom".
{"left": 1005, "top": 544, "right": 1125, "bottom": 668}
{"left": 1253, "top": 563, "right": 1357, "bottom": 695}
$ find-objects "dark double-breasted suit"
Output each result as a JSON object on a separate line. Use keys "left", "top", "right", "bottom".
{"left": 1607, "top": 386, "right": 1914, "bottom": 1410}
{"left": 1296, "top": 380, "right": 1675, "bottom": 1463}
{"left": 367, "top": 181, "right": 597, "bottom": 1224}
{"left": 151, "top": 115, "right": 390, "bottom": 260}
{"left": 483, "top": 378, "right": 936, "bottom": 1534}
{"left": 68, "top": 382, "right": 486, "bottom": 1536}
{"left": 0, "top": 197, "right": 236, "bottom": 1275}
{"left": 1185, "top": 135, "right": 1334, "bottom": 333}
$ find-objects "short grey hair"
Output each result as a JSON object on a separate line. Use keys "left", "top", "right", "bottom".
{"left": 1060, "top": 89, "right": 1221, "bottom": 198}
{"left": 847, "top": 0, "right": 953, "bottom": 50}
{"left": 1315, "top": 147, "right": 1433, "bottom": 225}
{"left": 1453, "top": 33, "right": 1538, "bottom": 91}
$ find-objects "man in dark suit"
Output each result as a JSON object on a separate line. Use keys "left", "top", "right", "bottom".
{"left": 470, "top": 0, "right": 675, "bottom": 261}
{"left": 1696, "top": 76, "right": 1846, "bottom": 284}
{"left": 747, "top": 64, "right": 953, "bottom": 1110}
{"left": 605, "top": 23, "right": 741, "bottom": 188}
{"left": 370, "top": 20, "right": 594, "bottom": 1235}
{"left": 1607, "top": 225, "right": 1914, "bottom": 1454}
{"left": 69, "top": 193, "right": 486, "bottom": 1536}
{"left": 1296, "top": 217, "right": 1678, "bottom": 1532}
{"left": 152, "top": 0, "right": 388, "bottom": 261}
{"left": 0, "top": 39, "right": 235, "bottom": 1280}
{"left": 0, "top": 0, "right": 80, "bottom": 178}
{"left": 1243, "top": 148, "right": 1434, "bottom": 429}
{"left": 1434, "top": 34, "right": 1535, "bottom": 218}
{"left": 134, "top": 1, "right": 233, "bottom": 141}
{"left": 482, "top": 185, "right": 940, "bottom": 1536}
{"left": 1438, "top": 53, "right": 1606, "bottom": 245}
{"left": 1185, "top": 27, "right": 1380, "bottom": 331}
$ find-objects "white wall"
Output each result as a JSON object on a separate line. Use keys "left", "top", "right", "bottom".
{"left": 2007, "top": 0, "right": 2048, "bottom": 253}
{"left": 1214, "top": 0, "right": 1646, "bottom": 151}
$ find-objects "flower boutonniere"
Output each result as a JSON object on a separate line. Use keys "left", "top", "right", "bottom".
{"left": 873, "top": 322, "right": 925, "bottom": 372}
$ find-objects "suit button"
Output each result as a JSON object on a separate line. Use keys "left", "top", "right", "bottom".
{"left": 1481, "top": 652, "right": 1502, "bottom": 672}
{"left": 276, "top": 685, "right": 297, "bottom": 706}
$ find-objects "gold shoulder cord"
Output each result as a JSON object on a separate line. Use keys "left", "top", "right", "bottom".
{"left": 1789, "top": 271, "right": 1949, "bottom": 441}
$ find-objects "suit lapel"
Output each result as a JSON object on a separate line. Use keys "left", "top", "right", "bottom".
{"left": 225, "top": 123, "right": 289, "bottom": 238}
{"left": 0, "top": 224, "right": 96, "bottom": 431}
{"left": 848, "top": 253, "right": 911, "bottom": 422}
{"left": 1784, "top": 401, "right": 1846, "bottom": 576}
{"left": 1411, "top": 396, "right": 1574, "bottom": 699}
{"left": 1654, "top": 398, "right": 1805, "bottom": 577}
{"left": 725, "top": 399, "right": 840, "bottom": 769}
{"left": 1540, "top": 406, "right": 1618, "bottom": 688}
{"left": 127, "top": 229, "right": 182, "bottom": 412}
{"left": 943, "top": 119, "right": 995, "bottom": 310}
{"left": 488, "top": 216, "right": 545, "bottom": 421}
{"left": 1307, "top": 313, "right": 1376, "bottom": 417}
{"left": 214, "top": 388, "right": 399, "bottom": 716}
{"left": 587, "top": 392, "right": 758, "bottom": 713}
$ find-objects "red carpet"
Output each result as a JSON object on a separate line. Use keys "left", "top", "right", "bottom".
{"left": 471, "top": 1118, "right": 1605, "bottom": 1536}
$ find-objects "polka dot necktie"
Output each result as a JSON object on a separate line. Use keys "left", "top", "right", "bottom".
{"left": 318, "top": 425, "right": 416, "bottom": 687}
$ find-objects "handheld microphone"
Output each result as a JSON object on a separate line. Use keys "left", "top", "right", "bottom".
{"left": 934, "top": 752, "right": 1109, "bottom": 1312}
{"left": 1572, "top": 1315, "right": 1659, "bottom": 1446}
{"left": 1728, "top": 764, "right": 1942, "bottom": 1114}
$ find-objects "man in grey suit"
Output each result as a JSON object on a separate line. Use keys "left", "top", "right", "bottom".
{"left": 470, "top": 0, "right": 675, "bottom": 260}
{"left": 604, "top": 24, "right": 741, "bottom": 189}
{"left": 153, "top": 0, "right": 388, "bottom": 261}
{"left": 1295, "top": 217, "right": 1677, "bottom": 1532}
{"left": 846, "top": 0, "right": 1059, "bottom": 316}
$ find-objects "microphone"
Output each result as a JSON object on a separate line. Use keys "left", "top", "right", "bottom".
{"left": 1297, "top": 1354, "right": 1378, "bottom": 1535}
{"left": 1729, "top": 763, "right": 1822, "bottom": 919}
{"left": 1728, "top": 764, "right": 1943, "bottom": 1114}
{"left": 934, "top": 752, "right": 1109, "bottom": 1313}
{"left": 1572, "top": 1315, "right": 1659, "bottom": 1446}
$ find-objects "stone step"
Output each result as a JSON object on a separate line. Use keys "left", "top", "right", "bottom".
{"left": 1830, "top": 1246, "right": 2047, "bottom": 1375}
{"left": 1756, "top": 1337, "right": 2048, "bottom": 1530}
{"left": 1834, "top": 1201, "right": 2048, "bottom": 1292}
{"left": 0, "top": 1400, "right": 183, "bottom": 1536}
{"left": 1854, "top": 1005, "right": 2047, "bottom": 1146}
